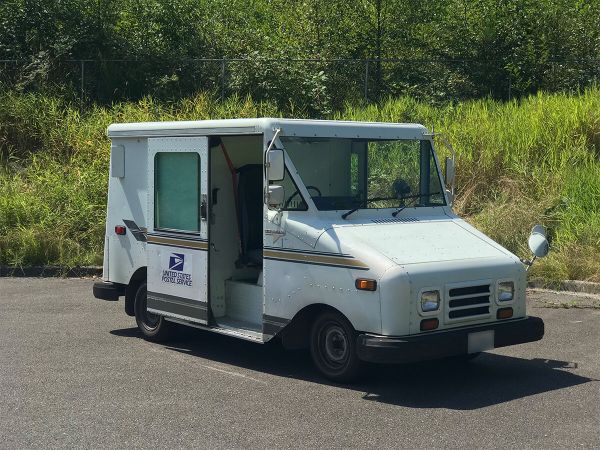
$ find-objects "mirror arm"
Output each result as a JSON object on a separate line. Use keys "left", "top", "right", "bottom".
{"left": 265, "top": 128, "right": 282, "bottom": 167}
{"left": 520, "top": 255, "right": 537, "bottom": 271}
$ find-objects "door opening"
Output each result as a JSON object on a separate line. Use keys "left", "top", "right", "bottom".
{"left": 208, "top": 135, "right": 264, "bottom": 335}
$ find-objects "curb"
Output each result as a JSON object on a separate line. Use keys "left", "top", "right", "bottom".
{"left": 527, "top": 279, "right": 600, "bottom": 296}
{"left": 0, "top": 266, "right": 102, "bottom": 278}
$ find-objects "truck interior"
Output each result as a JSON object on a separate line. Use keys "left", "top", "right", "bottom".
{"left": 208, "top": 135, "right": 264, "bottom": 336}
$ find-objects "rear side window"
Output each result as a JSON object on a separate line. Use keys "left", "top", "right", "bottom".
{"left": 154, "top": 152, "right": 201, "bottom": 232}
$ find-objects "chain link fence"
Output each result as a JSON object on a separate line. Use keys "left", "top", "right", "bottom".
{"left": 1, "top": 58, "right": 599, "bottom": 113}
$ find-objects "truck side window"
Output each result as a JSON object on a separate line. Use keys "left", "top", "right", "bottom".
{"left": 274, "top": 168, "right": 308, "bottom": 211}
{"left": 154, "top": 152, "right": 201, "bottom": 232}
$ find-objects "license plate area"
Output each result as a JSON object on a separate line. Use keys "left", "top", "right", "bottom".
{"left": 467, "top": 330, "right": 495, "bottom": 353}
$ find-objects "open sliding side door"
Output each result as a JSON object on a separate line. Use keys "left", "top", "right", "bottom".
{"left": 146, "top": 137, "right": 210, "bottom": 325}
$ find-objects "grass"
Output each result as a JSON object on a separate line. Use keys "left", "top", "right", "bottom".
{"left": 0, "top": 89, "right": 599, "bottom": 281}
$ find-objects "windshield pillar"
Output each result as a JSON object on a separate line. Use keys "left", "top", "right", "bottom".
{"left": 419, "top": 140, "right": 431, "bottom": 205}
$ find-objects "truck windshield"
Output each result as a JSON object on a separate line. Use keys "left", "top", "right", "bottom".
{"left": 281, "top": 137, "right": 446, "bottom": 211}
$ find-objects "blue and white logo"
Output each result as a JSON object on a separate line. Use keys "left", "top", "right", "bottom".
{"left": 162, "top": 252, "right": 192, "bottom": 286}
{"left": 169, "top": 253, "right": 185, "bottom": 271}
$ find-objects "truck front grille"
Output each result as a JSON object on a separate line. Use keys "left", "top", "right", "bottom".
{"left": 446, "top": 282, "right": 491, "bottom": 322}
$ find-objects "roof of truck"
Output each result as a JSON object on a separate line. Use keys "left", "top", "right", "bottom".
{"left": 107, "top": 118, "right": 428, "bottom": 140}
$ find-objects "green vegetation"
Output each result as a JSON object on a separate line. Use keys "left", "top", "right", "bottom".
{"left": 0, "top": 89, "right": 598, "bottom": 281}
{"left": 1, "top": 1, "right": 597, "bottom": 282}
{"left": 1, "top": 0, "right": 599, "bottom": 108}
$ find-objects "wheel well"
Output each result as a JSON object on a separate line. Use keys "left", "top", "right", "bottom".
{"left": 125, "top": 267, "right": 147, "bottom": 317}
{"left": 279, "top": 304, "right": 347, "bottom": 350}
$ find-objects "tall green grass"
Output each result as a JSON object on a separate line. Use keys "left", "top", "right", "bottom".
{"left": 0, "top": 90, "right": 598, "bottom": 281}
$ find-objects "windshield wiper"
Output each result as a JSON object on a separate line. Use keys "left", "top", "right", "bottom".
{"left": 342, "top": 192, "right": 442, "bottom": 220}
{"left": 391, "top": 192, "right": 442, "bottom": 217}
{"left": 341, "top": 196, "right": 397, "bottom": 220}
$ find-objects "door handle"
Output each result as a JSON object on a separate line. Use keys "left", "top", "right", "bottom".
{"left": 200, "top": 194, "right": 208, "bottom": 220}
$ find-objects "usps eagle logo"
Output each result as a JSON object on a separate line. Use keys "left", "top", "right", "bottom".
{"left": 169, "top": 253, "right": 185, "bottom": 271}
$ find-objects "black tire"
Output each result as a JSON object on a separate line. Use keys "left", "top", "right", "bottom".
{"left": 134, "top": 282, "right": 172, "bottom": 341}
{"left": 310, "top": 310, "right": 363, "bottom": 382}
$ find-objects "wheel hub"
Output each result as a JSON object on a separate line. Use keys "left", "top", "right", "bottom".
{"left": 324, "top": 326, "right": 348, "bottom": 363}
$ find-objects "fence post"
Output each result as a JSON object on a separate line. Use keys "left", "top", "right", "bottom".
{"left": 508, "top": 73, "right": 512, "bottom": 101}
{"left": 364, "top": 60, "right": 369, "bottom": 103}
{"left": 221, "top": 58, "right": 226, "bottom": 102}
{"left": 80, "top": 60, "right": 85, "bottom": 105}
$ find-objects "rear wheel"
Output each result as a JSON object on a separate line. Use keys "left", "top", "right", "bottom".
{"left": 134, "top": 282, "right": 172, "bottom": 341}
{"left": 310, "top": 310, "right": 363, "bottom": 382}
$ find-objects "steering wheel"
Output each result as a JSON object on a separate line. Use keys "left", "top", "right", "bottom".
{"left": 284, "top": 185, "right": 322, "bottom": 209}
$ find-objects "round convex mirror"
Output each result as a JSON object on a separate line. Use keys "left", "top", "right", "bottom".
{"left": 528, "top": 229, "right": 549, "bottom": 258}
{"left": 531, "top": 224, "right": 546, "bottom": 237}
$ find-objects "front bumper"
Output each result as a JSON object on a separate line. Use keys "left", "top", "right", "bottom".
{"left": 92, "top": 281, "right": 125, "bottom": 301}
{"left": 357, "top": 316, "right": 544, "bottom": 364}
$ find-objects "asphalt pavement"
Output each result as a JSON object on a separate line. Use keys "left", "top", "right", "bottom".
{"left": 1, "top": 278, "right": 599, "bottom": 449}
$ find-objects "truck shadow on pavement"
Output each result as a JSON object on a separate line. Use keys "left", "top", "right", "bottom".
{"left": 110, "top": 326, "right": 594, "bottom": 411}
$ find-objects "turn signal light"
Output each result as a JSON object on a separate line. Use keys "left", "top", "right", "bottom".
{"left": 420, "top": 318, "right": 439, "bottom": 331}
{"left": 115, "top": 225, "right": 126, "bottom": 235}
{"left": 355, "top": 278, "right": 377, "bottom": 291}
{"left": 497, "top": 307, "right": 513, "bottom": 319}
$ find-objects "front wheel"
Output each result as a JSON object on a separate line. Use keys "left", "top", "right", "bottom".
{"left": 310, "top": 310, "right": 364, "bottom": 382}
{"left": 134, "top": 282, "right": 172, "bottom": 341}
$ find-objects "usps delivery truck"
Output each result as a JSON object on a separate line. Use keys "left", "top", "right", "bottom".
{"left": 93, "top": 118, "right": 547, "bottom": 381}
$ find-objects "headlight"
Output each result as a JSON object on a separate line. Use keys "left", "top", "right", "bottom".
{"left": 498, "top": 281, "right": 514, "bottom": 302}
{"left": 421, "top": 290, "right": 440, "bottom": 312}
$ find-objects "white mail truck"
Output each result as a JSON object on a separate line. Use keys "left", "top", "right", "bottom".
{"left": 93, "top": 118, "right": 547, "bottom": 381}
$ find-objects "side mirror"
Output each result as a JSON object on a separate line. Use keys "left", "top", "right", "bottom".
{"left": 267, "top": 185, "right": 285, "bottom": 208}
{"left": 267, "top": 148, "right": 284, "bottom": 181}
{"left": 445, "top": 156, "right": 455, "bottom": 186}
{"left": 528, "top": 225, "right": 549, "bottom": 258}
{"left": 445, "top": 188, "right": 454, "bottom": 205}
